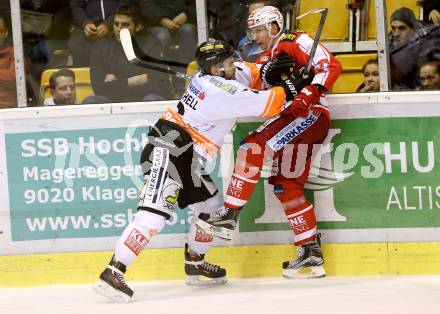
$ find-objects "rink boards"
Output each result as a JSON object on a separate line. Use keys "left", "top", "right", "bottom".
{"left": 2, "top": 243, "right": 440, "bottom": 286}
{"left": 1, "top": 92, "right": 440, "bottom": 285}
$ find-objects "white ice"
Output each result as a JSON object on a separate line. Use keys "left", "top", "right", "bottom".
{"left": 1, "top": 276, "right": 439, "bottom": 314}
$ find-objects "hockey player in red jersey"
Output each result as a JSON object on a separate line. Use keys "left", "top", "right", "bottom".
{"left": 198, "top": 6, "right": 342, "bottom": 279}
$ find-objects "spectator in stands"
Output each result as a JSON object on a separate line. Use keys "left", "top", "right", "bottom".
{"left": 356, "top": 59, "right": 380, "bottom": 93}
{"left": 140, "top": 0, "right": 197, "bottom": 96}
{"left": 208, "top": 0, "right": 290, "bottom": 48}
{"left": 18, "top": 0, "right": 73, "bottom": 105}
{"left": 85, "top": 4, "right": 172, "bottom": 104}
{"left": 388, "top": 7, "right": 432, "bottom": 89}
{"left": 237, "top": 0, "right": 272, "bottom": 62}
{"left": 20, "top": 0, "right": 72, "bottom": 68}
{"left": 69, "top": 0, "right": 133, "bottom": 66}
{"left": 140, "top": 0, "right": 197, "bottom": 63}
{"left": 422, "top": 0, "right": 440, "bottom": 26}
{"left": 419, "top": 61, "right": 440, "bottom": 90}
{"left": 43, "top": 68, "right": 78, "bottom": 106}
{"left": 0, "top": 13, "right": 17, "bottom": 109}
{"left": 389, "top": 7, "right": 419, "bottom": 49}
{"left": 208, "top": 0, "right": 248, "bottom": 47}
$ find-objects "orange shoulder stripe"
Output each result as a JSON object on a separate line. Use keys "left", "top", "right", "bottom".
{"left": 260, "top": 87, "right": 286, "bottom": 118}
{"left": 162, "top": 109, "right": 220, "bottom": 156}
{"left": 243, "top": 61, "right": 263, "bottom": 90}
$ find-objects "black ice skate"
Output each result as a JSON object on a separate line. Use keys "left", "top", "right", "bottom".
{"left": 196, "top": 206, "right": 240, "bottom": 240}
{"left": 184, "top": 243, "right": 227, "bottom": 286}
{"left": 282, "top": 241, "right": 326, "bottom": 279}
{"left": 93, "top": 256, "right": 134, "bottom": 302}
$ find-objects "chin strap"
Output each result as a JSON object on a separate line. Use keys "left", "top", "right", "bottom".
{"left": 266, "top": 23, "right": 283, "bottom": 52}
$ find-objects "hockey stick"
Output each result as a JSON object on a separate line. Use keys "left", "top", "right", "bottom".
{"left": 120, "top": 28, "right": 188, "bottom": 68}
{"left": 120, "top": 28, "right": 193, "bottom": 81}
{"left": 296, "top": 8, "right": 328, "bottom": 79}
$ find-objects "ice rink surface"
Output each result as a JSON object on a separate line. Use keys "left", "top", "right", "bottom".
{"left": 1, "top": 276, "right": 439, "bottom": 314}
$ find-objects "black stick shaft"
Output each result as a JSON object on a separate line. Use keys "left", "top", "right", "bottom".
{"left": 130, "top": 58, "right": 192, "bottom": 81}
{"left": 120, "top": 28, "right": 192, "bottom": 81}
{"left": 306, "top": 8, "right": 328, "bottom": 74}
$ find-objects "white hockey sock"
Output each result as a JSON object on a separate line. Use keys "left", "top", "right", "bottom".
{"left": 114, "top": 210, "right": 166, "bottom": 267}
{"left": 187, "top": 194, "right": 222, "bottom": 255}
{"left": 187, "top": 223, "right": 214, "bottom": 255}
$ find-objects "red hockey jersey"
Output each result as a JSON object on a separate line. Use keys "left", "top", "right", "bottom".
{"left": 256, "top": 31, "right": 343, "bottom": 120}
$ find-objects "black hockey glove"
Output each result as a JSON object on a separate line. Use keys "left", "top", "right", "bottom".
{"left": 280, "top": 76, "right": 298, "bottom": 101}
{"left": 260, "top": 54, "right": 294, "bottom": 86}
{"left": 280, "top": 67, "right": 314, "bottom": 101}
{"left": 289, "top": 67, "right": 314, "bottom": 92}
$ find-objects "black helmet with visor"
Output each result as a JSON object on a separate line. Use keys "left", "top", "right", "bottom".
{"left": 195, "top": 40, "right": 235, "bottom": 75}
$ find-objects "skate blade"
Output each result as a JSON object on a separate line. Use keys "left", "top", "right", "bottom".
{"left": 195, "top": 219, "right": 233, "bottom": 241}
{"left": 185, "top": 275, "right": 227, "bottom": 286}
{"left": 282, "top": 266, "right": 326, "bottom": 279}
{"left": 215, "top": 227, "right": 234, "bottom": 241}
{"left": 93, "top": 280, "right": 132, "bottom": 303}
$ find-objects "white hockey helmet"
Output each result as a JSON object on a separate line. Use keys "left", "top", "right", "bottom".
{"left": 247, "top": 6, "right": 284, "bottom": 35}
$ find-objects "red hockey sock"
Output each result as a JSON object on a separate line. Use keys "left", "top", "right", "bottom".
{"left": 274, "top": 182, "right": 317, "bottom": 246}
{"left": 284, "top": 201, "right": 317, "bottom": 245}
{"left": 225, "top": 172, "right": 260, "bottom": 209}
{"left": 225, "top": 139, "right": 265, "bottom": 209}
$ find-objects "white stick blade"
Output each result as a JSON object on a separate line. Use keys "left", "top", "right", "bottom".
{"left": 120, "top": 28, "right": 136, "bottom": 62}
{"left": 297, "top": 7, "right": 328, "bottom": 20}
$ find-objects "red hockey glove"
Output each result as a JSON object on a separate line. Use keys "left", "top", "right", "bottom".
{"left": 289, "top": 84, "right": 321, "bottom": 118}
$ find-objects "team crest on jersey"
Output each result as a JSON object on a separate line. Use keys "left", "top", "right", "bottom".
{"left": 315, "top": 59, "right": 330, "bottom": 72}
{"left": 209, "top": 77, "right": 237, "bottom": 94}
{"left": 260, "top": 55, "right": 270, "bottom": 62}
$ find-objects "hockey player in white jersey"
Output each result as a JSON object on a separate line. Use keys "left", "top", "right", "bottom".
{"left": 94, "top": 40, "right": 300, "bottom": 302}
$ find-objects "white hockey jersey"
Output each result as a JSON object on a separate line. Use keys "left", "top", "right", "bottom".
{"left": 161, "top": 61, "right": 287, "bottom": 159}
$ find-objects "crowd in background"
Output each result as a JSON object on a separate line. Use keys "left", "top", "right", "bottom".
{"left": 1, "top": 0, "right": 200, "bottom": 108}
{"left": 388, "top": 5, "right": 440, "bottom": 91}
{"left": 0, "top": 0, "right": 440, "bottom": 109}
{"left": 358, "top": 3, "right": 440, "bottom": 93}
